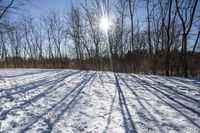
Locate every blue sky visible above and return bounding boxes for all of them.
[16,0,143,18]
[21,0,72,17]
[3,0,199,50]
[18,0,147,24]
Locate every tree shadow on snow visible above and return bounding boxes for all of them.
[0,69,59,79]
[114,73,137,133]
[0,71,65,98]
[103,75,117,133]
[170,76,200,87]
[0,70,82,120]
[20,71,96,133]
[117,74,166,133]
[144,76,200,104]
[129,74,200,129]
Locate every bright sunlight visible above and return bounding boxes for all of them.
[99,16,111,32]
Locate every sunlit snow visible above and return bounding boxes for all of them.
[0,69,200,132]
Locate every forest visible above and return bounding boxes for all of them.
[0,1,200,132]
[0,0,200,77]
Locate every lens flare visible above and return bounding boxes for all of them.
[99,0,113,71]
[99,17,111,32]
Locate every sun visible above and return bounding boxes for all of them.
[99,17,111,32]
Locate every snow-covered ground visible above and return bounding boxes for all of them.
[0,69,200,133]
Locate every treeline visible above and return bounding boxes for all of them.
[0,0,200,77]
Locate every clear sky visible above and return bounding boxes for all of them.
[20,0,72,17]
[18,0,147,24]
[10,0,200,35]
[3,0,200,50]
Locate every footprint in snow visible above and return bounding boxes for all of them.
[72,121,88,132]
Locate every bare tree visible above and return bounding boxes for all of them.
[0,0,14,20]
[128,0,135,52]
[81,0,101,70]
[192,30,200,54]
[7,22,22,67]
[175,0,199,77]
[68,5,85,69]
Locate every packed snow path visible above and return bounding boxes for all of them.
[0,69,200,133]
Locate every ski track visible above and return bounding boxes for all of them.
[0,69,200,133]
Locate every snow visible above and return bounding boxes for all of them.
[0,69,200,133]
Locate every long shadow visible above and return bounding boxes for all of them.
[139,76,200,116]
[118,74,166,133]
[0,70,80,101]
[102,72,117,133]
[0,71,82,120]
[20,72,96,133]
[99,72,105,88]
[1,69,59,79]
[145,76,200,105]
[47,71,98,132]
[159,76,200,93]
[114,73,137,133]
[0,70,68,93]
[129,74,200,129]
[170,76,200,87]
[103,88,116,133]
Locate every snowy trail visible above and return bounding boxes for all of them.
[0,69,200,133]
